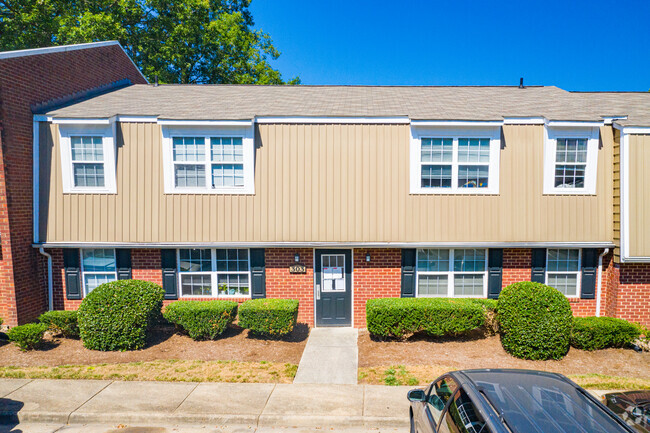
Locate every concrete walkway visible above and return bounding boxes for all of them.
[294,328,358,385]
[0,379,409,429]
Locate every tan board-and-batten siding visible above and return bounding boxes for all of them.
[628,134,650,258]
[39,122,613,244]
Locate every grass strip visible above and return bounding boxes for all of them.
[0,360,298,383]
[358,365,650,390]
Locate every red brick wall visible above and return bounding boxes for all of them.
[265,248,314,325]
[0,44,146,325]
[502,248,531,287]
[39,247,650,329]
[615,263,650,327]
[353,248,401,327]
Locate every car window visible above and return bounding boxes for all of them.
[426,376,459,426]
[438,388,491,433]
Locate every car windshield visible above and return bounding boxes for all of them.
[466,371,628,433]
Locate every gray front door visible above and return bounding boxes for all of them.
[315,249,352,326]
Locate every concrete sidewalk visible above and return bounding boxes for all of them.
[294,328,358,384]
[0,379,410,429]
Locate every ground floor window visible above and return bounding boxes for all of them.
[416,248,487,297]
[546,248,581,297]
[178,248,250,297]
[81,248,117,295]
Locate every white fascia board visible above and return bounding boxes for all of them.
[602,116,627,125]
[116,115,158,123]
[0,41,120,60]
[503,117,546,125]
[157,119,253,127]
[51,118,111,125]
[546,120,604,128]
[410,120,503,127]
[255,116,410,124]
[617,126,650,134]
[33,241,616,249]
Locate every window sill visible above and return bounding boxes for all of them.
[63,189,117,194]
[542,190,596,196]
[410,189,500,196]
[165,187,255,195]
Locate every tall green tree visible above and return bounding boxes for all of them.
[0,0,299,84]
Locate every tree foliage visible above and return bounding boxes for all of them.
[0,0,299,84]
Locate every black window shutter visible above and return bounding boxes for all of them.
[487,248,503,299]
[63,248,82,300]
[401,249,416,297]
[531,248,546,283]
[115,249,132,280]
[580,248,598,299]
[250,248,266,299]
[160,249,178,300]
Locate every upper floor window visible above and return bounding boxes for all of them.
[410,126,500,195]
[544,127,599,195]
[162,125,254,194]
[417,248,487,297]
[546,248,581,297]
[59,124,117,194]
[81,248,117,295]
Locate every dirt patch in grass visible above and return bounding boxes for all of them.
[0,324,308,367]
[359,330,650,379]
[0,360,298,383]
[358,365,650,390]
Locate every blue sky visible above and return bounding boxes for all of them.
[250,0,650,91]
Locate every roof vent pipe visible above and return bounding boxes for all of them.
[519,77,524,89]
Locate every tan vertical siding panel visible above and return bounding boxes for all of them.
[629,135,650,257]
[42,123,614,245]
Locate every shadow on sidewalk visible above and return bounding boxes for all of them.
[0,397,24,433]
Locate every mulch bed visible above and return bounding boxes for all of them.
[0,323,309,367]
[358,330,650,378]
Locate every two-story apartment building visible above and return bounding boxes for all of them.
[31,84,650,328]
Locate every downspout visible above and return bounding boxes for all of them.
[39,248,53,311]
[596,248,609,317]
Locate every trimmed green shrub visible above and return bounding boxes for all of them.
[39,310,79,338]
[571,316,642,351]
[7,323,48,350]
[238,299,299,337]
[78,280,164,351]
[366,298,494,339]
[498,281,573,360]
[163,300,238,340]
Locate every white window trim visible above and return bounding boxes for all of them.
[59,123,117,194]
[545,248,581,298]
[415,248,488,298]
[410,126,501,195]
[162,125,255,194]
[177,248,252,298]
[543,126,599,195]
[80,248,117,297]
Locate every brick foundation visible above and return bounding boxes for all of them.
[40,247,649,329]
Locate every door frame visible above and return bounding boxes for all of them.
[312,247,354,327]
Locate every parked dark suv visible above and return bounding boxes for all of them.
[407,369,635,433]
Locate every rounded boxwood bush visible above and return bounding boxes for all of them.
[238,299,299,337]
[366,298,493,339]
[7,323,48,350]
[163,300,238,340]
[497,281,573,360]
[571,316,642,351]
[39,310,79,338]
[78,279,164,351]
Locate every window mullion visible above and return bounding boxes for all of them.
[452,139,459,192]
[448,249,454,297]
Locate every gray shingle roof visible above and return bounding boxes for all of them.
[42,84,650,126]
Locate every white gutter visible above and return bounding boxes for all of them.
[38,248,53,311]
[595,248,609,317]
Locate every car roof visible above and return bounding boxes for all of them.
[447,369,633,433]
